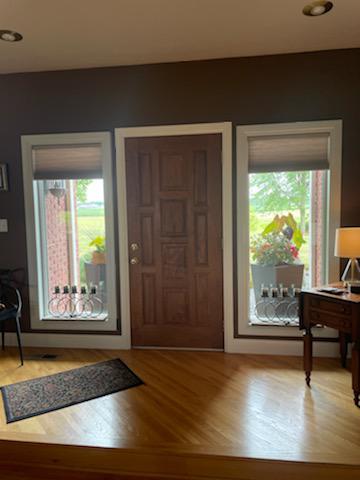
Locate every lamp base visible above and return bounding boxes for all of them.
[341,258,360,284]
[341,258,360,294]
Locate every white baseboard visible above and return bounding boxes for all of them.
[227,338,341,357]
[3,333,342,357]
[4,333,129,350]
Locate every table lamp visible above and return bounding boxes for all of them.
[334,227,360,289]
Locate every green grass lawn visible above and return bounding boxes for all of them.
[78,207,104,217]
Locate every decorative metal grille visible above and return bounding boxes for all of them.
[254,284,301,326]
[48,285,104,319]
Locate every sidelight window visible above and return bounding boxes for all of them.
[22,133,117,331]
[237,121,342,337]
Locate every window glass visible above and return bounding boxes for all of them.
[37,177,108,319]
[248,170,328,326]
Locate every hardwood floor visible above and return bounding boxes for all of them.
[0,347,360,479]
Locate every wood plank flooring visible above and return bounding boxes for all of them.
[0,347,360,478]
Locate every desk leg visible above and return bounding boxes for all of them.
[304,327,313,387]
[339,331,348,368]
[352,340,360,407]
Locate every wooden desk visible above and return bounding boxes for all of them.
[299,287,360,406]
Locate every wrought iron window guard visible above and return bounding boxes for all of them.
[48,285,104,319]
[253,284,301,326]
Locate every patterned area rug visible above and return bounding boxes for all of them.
[1,358,143,423]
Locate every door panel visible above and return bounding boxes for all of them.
[125,134,223,348]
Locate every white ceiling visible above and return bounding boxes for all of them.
[1,0,359,74]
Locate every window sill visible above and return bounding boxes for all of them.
[249,319,324,328]
[41,314,108,322]
[250,319,299,327]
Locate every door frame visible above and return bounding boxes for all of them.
[115,123,233,351]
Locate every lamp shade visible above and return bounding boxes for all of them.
[334,227,360,258]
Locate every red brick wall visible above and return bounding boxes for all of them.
[45,188,70,295]
[70,181,81,286]
[312,170,326,287]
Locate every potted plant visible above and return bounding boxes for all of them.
[251,213,305,299]
[89,236,106,264]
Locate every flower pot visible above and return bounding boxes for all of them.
[251,263,304,300]
[85,261,107,307]
[91,251,106,265]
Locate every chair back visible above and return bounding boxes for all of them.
[0,282,22,317]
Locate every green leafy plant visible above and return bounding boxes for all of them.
[262,213,305,249]
[251,213,304,266]
[89,236,105,253]
[76,179,92,203]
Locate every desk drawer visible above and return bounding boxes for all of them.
[309,309,352,333]
[310,297,351,316]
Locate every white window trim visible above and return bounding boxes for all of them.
[236,120,342,338]
[115,123,233,351]
[21,132,118,331]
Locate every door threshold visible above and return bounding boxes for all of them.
[132,346,224,352]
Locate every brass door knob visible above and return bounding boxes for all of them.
[130,257,139,265]
[130,243,139,251]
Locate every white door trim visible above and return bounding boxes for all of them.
[115,123,233,351]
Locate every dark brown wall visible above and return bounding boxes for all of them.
[0,48,359,331]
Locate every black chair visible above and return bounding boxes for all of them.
[0,282,24,366]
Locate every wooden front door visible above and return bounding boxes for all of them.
[125,134,223,348]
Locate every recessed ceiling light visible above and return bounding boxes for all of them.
[0,30,23,42]
[303,1,333,17]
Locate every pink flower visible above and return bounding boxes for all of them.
[290,245,299,258]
